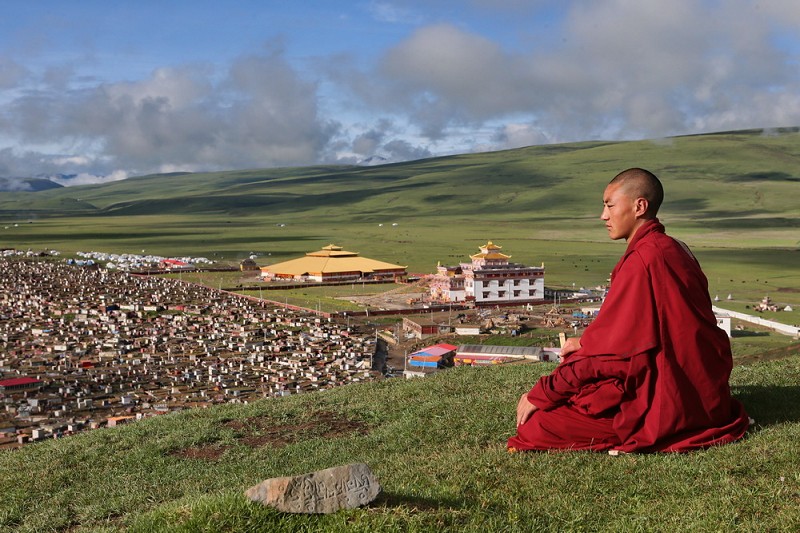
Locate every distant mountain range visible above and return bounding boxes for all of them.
[0,177,64,192]
[359,155,389,166]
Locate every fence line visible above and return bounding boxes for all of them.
[713,306,799,337]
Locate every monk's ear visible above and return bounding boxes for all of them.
[634,197,649,217]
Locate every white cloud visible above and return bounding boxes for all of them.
[367,1,423,24]
[0,56,28,89]
[50,169,129,187]
[382,138,431,161]
[1,47,336,178]
[492,123,551,149]
[53,155,91,166]
[338,1,800,146]
[381,24,517,119]
[352,128,386,156]
[2,1,800,181]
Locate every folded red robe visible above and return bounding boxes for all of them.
[509,219,749,452]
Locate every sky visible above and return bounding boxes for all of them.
[1,0,800,188]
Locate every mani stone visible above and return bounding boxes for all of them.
[245,463,381,514]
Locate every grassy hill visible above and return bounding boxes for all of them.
[1,356,799,531]
[1,129,800,530]
[3,127,798,323]
[1,129,799,264]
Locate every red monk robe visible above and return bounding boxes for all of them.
[508,219,749,452]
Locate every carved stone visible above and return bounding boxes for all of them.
[245,463,381,514]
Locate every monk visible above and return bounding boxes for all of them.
[508,168,749,453]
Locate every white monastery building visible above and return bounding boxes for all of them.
[430,242,545,306]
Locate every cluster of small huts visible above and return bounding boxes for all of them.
[0,258,377,448]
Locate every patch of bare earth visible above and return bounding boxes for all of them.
[172,445,230,461]
[736,342,800,365]
[777,287,800,293]
[171,411,371,460]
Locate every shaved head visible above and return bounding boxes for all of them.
[609,168,664,218]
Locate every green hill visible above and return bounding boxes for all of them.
[1,356,799,531]
[2,129,799,262]
[2,127,798,322]
[2,129,800,530]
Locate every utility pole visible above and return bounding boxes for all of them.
[372,329,377,371]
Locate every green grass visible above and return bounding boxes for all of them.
[239,288,368,313]
[3,130,799,256]
[1,356,800,531]
[2,129,798,316]
[234,282,402,312]
[1,129,799,530]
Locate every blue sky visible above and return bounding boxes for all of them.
[2,0,800,187]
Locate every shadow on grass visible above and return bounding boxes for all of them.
[731,330,770,337]
[725,171,800,183]
[733,385,800,426]
[735,343,800,365]
[375,491,467,512]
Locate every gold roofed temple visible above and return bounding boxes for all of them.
[260,245,407,282]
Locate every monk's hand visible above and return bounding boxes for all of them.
[559,336,582,362]
[516,393,538,427]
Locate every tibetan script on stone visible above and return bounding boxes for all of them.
[245,463,381,514]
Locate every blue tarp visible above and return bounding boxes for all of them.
[408,360,438,368]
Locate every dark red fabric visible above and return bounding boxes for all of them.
[508,404,619,451]
[509,219,749,452]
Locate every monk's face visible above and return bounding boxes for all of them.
[601,183,641,241]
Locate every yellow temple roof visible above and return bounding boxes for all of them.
[470,241,510,260]
[261,245,406,275]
